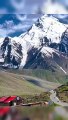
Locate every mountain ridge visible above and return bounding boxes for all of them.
[0,15,68,74]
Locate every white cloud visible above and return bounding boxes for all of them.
[10,0,43,14]
[0,29,7,37]
[10,0,68,14]
[0,20,30,37]
[13,23,30,31]
[4,20,14,29]
[16,14,27,21]
[32,18,38,22]
[10,0,25,11]
[0,0,68,14]
[42,0,68,14]
[0,20,15,37]
[16,14,38,24]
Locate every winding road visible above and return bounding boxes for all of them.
[50,90,68,107]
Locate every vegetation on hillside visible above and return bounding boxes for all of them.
[8,69,68,84]
[56,83,68,103]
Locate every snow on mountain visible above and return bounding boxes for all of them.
[18,15,67,67]
[0,15,68,71]
[21,15,67,47]
[0,38,3,45]
[12,34,32,67]
[24,45,68,74]
[0,38,4,63]
[41,46,55,57]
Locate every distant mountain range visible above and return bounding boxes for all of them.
[0,15,68,74]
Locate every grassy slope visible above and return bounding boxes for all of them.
[0,69,68,97]
[0,70,45,97]
[0,69,61,97]
[8,69,68,84]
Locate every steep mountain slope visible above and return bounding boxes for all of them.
[24,46,68,74]
[0,15,68,74]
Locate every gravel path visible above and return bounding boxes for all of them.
[50,90,68,106]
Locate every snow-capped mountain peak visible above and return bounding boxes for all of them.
[0,15,68,72]
[21,15,67,48]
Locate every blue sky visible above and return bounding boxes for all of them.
[0,0,68,37]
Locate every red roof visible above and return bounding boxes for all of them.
[0,97,9,103]
[4,96,16,103]
[0,107,10,117]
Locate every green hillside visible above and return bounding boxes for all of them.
[0,70,45,97]
[0,69,60,97]
[8,69,68,84]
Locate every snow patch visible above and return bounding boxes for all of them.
[41,46,54,57]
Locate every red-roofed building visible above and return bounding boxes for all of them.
[0,96,22,106]
[4,96,16,103]
[0,97,10,106]
[4,96,17,106]
[0,97,8,103]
